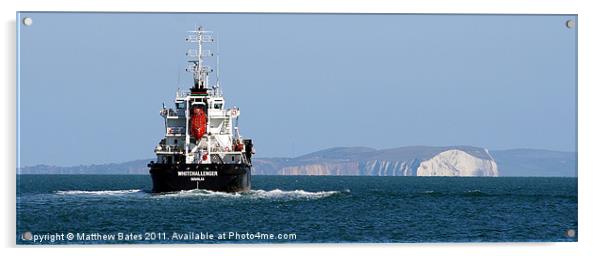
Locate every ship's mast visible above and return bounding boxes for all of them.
[185,26,215,90]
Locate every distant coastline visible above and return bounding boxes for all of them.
[18,146,577,177]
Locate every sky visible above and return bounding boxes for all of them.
[17,13,577,166]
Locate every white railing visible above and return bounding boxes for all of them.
[176,90,191,98]
[155,145,184,154]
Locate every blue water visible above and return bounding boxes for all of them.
[16,175,577,244]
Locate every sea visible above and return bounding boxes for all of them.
[16,175,577,244]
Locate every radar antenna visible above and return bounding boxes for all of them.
[185,26,215,90]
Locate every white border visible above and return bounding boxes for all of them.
[3,0,601,256]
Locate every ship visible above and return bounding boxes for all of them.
[148,26,254,193]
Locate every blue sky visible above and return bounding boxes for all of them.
[17,13,577,166]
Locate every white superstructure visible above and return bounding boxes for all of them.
[153,26,252,166]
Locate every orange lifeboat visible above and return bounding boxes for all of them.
[190,106,206,140]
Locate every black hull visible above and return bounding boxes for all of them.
[148,163,251,193]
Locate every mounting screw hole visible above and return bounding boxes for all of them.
[23,17,33,26]
[566,19,575,29]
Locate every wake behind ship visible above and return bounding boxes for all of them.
[148,26,254,193]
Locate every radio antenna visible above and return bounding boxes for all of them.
[216,37,221,89]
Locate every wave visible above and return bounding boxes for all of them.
[419,189,485,197]
[155,188,346,200]
[463,189,483,194]
[462,189,486,197]
[413,189,485,197]
[156,189,242,198]
[251,189,342,199]
[421,190,444,196]
[55,189,143,195]
[53,188,347,200]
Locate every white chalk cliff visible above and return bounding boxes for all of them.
[416,149,499,176]
[252,146,500,176]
